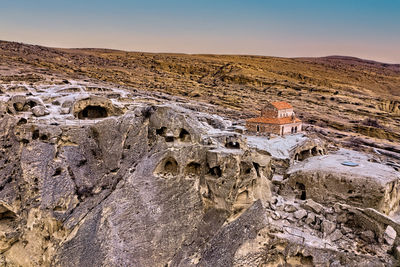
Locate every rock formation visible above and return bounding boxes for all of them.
[0,81,400,266]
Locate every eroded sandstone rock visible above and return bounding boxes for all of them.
[0,82,399,266]
[285,149,400,214]
[0,86,276,266]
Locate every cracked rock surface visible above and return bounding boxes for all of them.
[0,81,400,266]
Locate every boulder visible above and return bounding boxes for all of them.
[322,220,336,236]
[32,106,46,117]
[294,209,307,219]
[286,149,400,215]
[302,199,324,214]
[284,204,297,213]
[329,229,343,242]
[360,230,375,243]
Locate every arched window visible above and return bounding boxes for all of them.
[256,125,260,132]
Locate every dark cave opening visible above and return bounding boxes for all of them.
[78,105,108,119]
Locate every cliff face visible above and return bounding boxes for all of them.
[1,41,400,266]
[0,81,399,266]
[0,82,275,266]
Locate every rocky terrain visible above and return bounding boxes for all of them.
[1,40,400,145]
[1,41,400,266]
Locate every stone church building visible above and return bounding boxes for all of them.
[246,101,302,136]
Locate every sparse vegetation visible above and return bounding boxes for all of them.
[1,40,400,142]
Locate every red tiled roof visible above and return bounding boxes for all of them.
[246,116,301,125]
[271,101,293,110]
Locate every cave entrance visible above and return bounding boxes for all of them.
[0,204,17,227]
[208,165,222,178]
[295,182,306,200]
[185,162,201,176]
[296,149,311,161]
[311,147,319,156]
[25,100,37,109]
[162,157,179,176]
[240,161,253,176]
[179,129,191,142]
[225,141,240,149]
[78,106,108,119]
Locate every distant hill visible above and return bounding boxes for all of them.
[1,40,400,143]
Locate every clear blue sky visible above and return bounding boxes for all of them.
[1,0,399,63]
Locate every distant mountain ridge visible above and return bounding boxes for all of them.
[298,55,400,71]
[1,40,398,65]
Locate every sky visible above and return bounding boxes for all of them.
[1,0,399,63]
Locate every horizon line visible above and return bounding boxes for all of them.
[1,39,399,66]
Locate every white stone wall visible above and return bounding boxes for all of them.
[281,122,302,135]
[278,108,293,118]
